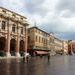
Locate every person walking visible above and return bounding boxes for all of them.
[22,56,25,62]
[47,53,50,62]
[26,55,29,63]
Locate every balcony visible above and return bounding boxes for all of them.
[9,15,19,22]
[0,11,9,19]
[18,18,29,25]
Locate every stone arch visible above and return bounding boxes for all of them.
[0,37,6,51]
[19,40,25,51]
[0,37,6,56]
[19,40,25,56]
[10,39,16,56]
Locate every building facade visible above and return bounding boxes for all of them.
[71,41,75,53]
[54,37,63,53]
[49,34,56,55]
[68,40,75,55]
[28,27,50,56]
[63,41,68,54]
[28,27,64,56]
[68,40,72,55]
[0,7,29,57]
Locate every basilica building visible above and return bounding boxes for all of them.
[0,7,29,57]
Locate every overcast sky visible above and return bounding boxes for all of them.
[0,0,75,40]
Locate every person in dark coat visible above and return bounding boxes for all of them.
[26,56,29,63]
[47,53,50,62]
[23,56,25,62]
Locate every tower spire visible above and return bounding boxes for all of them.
[34,21,37,27]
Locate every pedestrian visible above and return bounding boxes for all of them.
[40,54,43,58]
[22,53,30,63]
[47,54,50,62]
[22,56,25,62]
[26,56,29,63]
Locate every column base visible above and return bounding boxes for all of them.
[6,52,11,57]
[24,52,29,57]
[15,52,20,57]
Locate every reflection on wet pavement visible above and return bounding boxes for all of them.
[0,55,75,75]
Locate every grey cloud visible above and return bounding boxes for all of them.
[57,0,75,12]
[39,23,64,33]
[25,0,47,15]
[0,0,75,40]
[20,0,75,40]
[39,24,75,40]
[59,10,75,18]
[55,32,75,40]
[26,0,43,5]
[0,0,27,16]
[56,0,75,18]
[39,17,67,33]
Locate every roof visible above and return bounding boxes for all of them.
[0,7,27,19]
[54,36,63,42]
[28,26,50,35]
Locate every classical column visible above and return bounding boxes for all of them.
[16,25,20,57]
[0,20,1,29]
[6,19,11,57]
[24,27,28,56]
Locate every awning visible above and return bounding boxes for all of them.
[35,51,49,55]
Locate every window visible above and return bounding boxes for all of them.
[35,29,38,33]
[2,10,6,13]
[12,14,16,18]
[21,17,23,20]
[35,29,36,32]
[39,36,40,43]
[28,36,30,43]
[21,27,23,34]
[2,21,6,30]
[46,39,47,44]
[12,25,16,33]
[36,35,37,42]
[42,38,43,43]
[24,27,26,32]
[28,30,30,33]
[44,39,45,44]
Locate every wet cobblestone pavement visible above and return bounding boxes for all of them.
[0,55,75,75]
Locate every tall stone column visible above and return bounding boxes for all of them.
[16,25,20,57]
[24,27,28,56]
[6,19,11,57]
